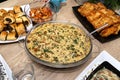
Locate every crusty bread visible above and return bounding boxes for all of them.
[0,20,6,32]
[15,23,26,36]
[0,31,8,40]
[13,5,23,13]
[7,32,17,40]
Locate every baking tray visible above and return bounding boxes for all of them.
[72,6,120,43]
[86,61,120,80]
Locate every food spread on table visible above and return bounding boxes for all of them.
[26,22,91,64]
[0,0,120,80]
[78,2,120,37]
[0,5,30,41]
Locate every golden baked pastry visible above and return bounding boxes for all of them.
[4,15,15,24]
[0,16,3,21]
[0,31,8,40]
[9,23,17,33]
[7,32,17,40]
[78,2,120,37]
[0,9,7,16]
[8,10,15,17]
[78,2,99,17]
[15,17,23,23]
[0,20,6,32]
[13,5,22,13]
[15,23,26,36]
[100,23,120,37]
[21,16,30,26]
[15,12,25,18]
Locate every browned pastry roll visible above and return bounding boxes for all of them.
[7,32,18,40]
[86,8,115,22]
[13,5,23,13]
[21,16,30,26]
[0,16,3,21]
[0,9,7,16]
[100,24,118,37]
[4,15,15,24]
[15,17,23,23]
[9,23,17,30]
[15,23,26,36]
[78,2,99,17]
[100,23,120,37]
[96,2,107,9]
[15,12,25,18]
[8,10,15,17]
[91,14,120,29]
[90,15,110,29]
[0,20,6,32]
[78,2,120,37]
[98,8,115,15]
[86,10,102,22]
[6,23,17,32]
[0,31,8,40]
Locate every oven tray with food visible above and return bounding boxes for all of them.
[72,5,120,43]
[0,4,32,43]
[86,61,120,80]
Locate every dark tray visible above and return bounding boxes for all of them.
[72,6,120,43]
[0,0,7,3]
[86,61,120,80]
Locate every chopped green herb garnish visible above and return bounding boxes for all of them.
[43,48,53,54]
[73,39,78,44]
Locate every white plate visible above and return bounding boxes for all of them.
[0,4,33,43]
[0,54,13,80]
[75,50,120,80]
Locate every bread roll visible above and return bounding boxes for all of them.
[21,16,30,26]
[0,9,7,16]
[7,23,17,32]
[15,17,23,23]
[13,5,23,13]
[15,12,25,18]
[4,15,15,24]
[9,23,17,29]
[0,20,6,32]
[7,32,17,40]
[0,16,3,21]
[15,23,26,36]
[0,31,8,40]
[8,10,15,17]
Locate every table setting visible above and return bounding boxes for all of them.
[0,0,120,80]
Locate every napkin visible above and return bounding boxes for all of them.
[0,54,13,80]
